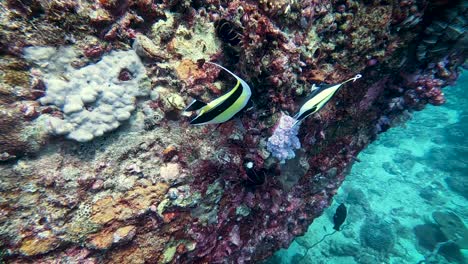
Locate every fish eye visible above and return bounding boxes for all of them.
[245,161,254,169]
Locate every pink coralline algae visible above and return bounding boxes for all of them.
[0,0,467,263]
[267,114,301,163]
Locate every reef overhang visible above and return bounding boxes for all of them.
[0,0,466,263]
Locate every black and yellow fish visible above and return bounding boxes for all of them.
[293,74,362,126]
[184,62,252,125]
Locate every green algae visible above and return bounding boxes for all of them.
[162,245,177,263]
[236,204,251,217]
[191,180,224,225]
[157,185,202,217]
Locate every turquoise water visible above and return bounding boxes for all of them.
[266,71,468,264]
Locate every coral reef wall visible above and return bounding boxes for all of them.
[0,0,466,263]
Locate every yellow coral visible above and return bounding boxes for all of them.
[91,183,169,225]
[19,233,58,256]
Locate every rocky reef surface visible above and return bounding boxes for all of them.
[0,0,466,263]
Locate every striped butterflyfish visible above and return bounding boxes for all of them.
[293,74,362,126]
[184,62,252,125]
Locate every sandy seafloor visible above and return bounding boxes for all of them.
[265,71,468,264]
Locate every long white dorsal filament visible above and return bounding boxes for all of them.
[340,74,362,85]
[205,61,240,82]
[205,61,251,92]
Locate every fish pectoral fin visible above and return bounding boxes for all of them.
[184,99,207,112]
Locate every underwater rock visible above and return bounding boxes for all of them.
[356,252,382,264]
[0,54,51,159]
[153,86,186,114]
[329,241,360,257]
[445,175,468,199]
[414,223,446,252]
[345,188,367,206]
[416,2,467,62]
[360,216,396,253]
[19,233,59,256]
[87,225,136,250]
[170,16,221,61]
[419,181,446,203]
[345,187,370,212]
[133,33,168,61]
[159,162,181,183]
[0,0,466,263]
[276,151,309,191]
[432,211,468,249]
[414,223,465,263]
[0,107,49,160]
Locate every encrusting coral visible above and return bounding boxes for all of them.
[0,0,466,263]
[267,114,301,163]
[25,47,150,142]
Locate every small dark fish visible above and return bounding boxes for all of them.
[333,203,347,231]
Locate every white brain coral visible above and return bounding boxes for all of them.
[25,47,150,142]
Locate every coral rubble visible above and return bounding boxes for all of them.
[0,0,466,263]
